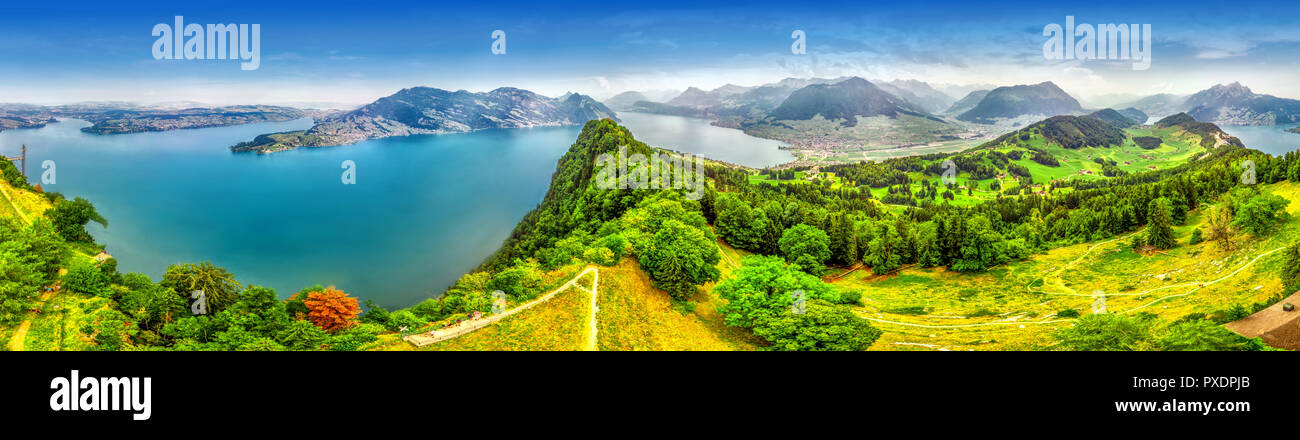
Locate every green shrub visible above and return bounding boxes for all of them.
[64,261,111,297]
[582,246,617,266]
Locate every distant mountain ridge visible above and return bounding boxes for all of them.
[626,76,963,121]
[1183,82,1300,126]
[957,81,1083,123]
[944,89,990,116]
[1120,93,1188,122]
[231,86,616,151]
[0,103,314,134]
[602,91,649,111]
[874,79,956,114]
[767,77,939,125]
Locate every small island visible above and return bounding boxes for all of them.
[229,131,320,154]
[1287,127,1300,134]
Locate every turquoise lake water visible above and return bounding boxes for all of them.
[1222,123,1300,156]
[0,112,790,308]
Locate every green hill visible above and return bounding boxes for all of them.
[957,81,1083,123]
[1090,108,1138,128]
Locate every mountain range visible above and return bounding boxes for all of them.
[232,87,616,151]
[944,90,990,116]
[1119,83,1300,126]
[0,103,316,134]
[619,77,850,119]
[1183,82,1300,125]
[766,77,938,125]
[872,79,957,114]
[603,91,650,111]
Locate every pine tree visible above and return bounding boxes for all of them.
[828,212,857,266]
[1146,198,1175,250]
[1282,243,1300,294]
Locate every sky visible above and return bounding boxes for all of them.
[1,0,1298,107]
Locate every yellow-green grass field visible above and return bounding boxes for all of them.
[597,259,760,350]
[832,181,1300,351]
[417,281,591,351]
[370,257,761,351]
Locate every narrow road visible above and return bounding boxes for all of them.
[0,182,32,225]
[578,269,600,351]
[404,266,600,347]
[7,289,54,351]
[7,321,32,351]
[4,182,41,351]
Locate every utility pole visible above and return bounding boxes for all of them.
[4,144,24,179]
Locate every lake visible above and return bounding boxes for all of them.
[0,112,790,308]
[1222,123,1300,156]
[617,112,794,167]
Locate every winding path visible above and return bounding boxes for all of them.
[577,269,600,351]
[403,266,600,348]
[0,182,32,225]
[3,181,40,350]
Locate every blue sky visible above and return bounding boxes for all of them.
[1,0,1298,106]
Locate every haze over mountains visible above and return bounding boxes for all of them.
[620,77,850,120]
[872,79,957,115]
[943,90,990,116]
[609,77,1300,133]
[613,77,1090,128]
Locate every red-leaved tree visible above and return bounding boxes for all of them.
[303,287,361,333]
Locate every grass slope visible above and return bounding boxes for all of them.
[831,181,1300,351]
